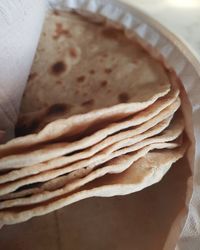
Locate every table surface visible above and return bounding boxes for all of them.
[122,0,200,60]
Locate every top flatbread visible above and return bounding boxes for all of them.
[0,10,172,154]
[20,11,171,117]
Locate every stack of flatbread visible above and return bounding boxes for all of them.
[0,11,189,226]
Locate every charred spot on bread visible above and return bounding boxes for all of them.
[51,61,67,75]
[118,92,130,103]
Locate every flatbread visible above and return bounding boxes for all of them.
[0,154,190,250]
[33,112,183,194]
[84,145,187,195]
[0,10,189,230]
[0,112,173,184]
[18,11,171,129]
[0,91,179,169]
[20,113,185,195]
[0,144,185,225]
[0,143,179,209]
[0,9,192,250]
[0,114,183,197]
[0,10,174,155]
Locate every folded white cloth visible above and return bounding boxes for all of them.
[0,0,47,141]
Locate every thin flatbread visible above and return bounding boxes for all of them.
[0,116,183,197]
[0,143,179,209]
[0,144,185,225]
[0,112,173,184]
[17,11,171,133]
[0,91,179,169]
[0,7,176,156]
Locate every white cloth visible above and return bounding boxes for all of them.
[0,0,47,141]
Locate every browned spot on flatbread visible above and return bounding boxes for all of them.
[81,99,94,107]
[132,58,139,64]
[118,92,130,103]
[69,47,78,58]
[102,28,120,39]
[105,68,112,74]
[28,72,37,82]
[77,76,85,82]
[46,104,71,116]
[15,118,40,137]
[0,130,5,142]
[89,69,95,75]
[56,81,62,85]
[51,61,66,75]
[53,23,71,40]
[53,10,59,16]
[22,91,27,98]
[100,80,108,87]
[102,53,108,58]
